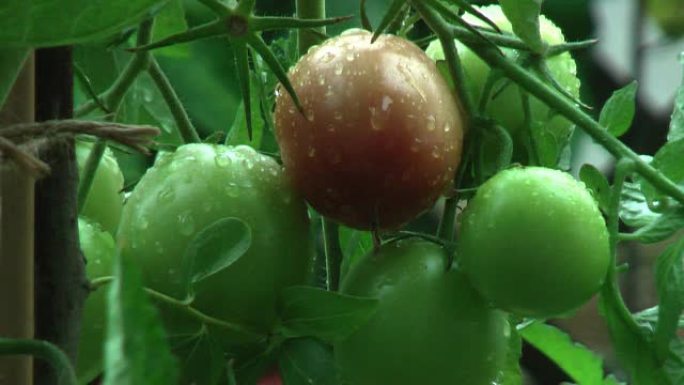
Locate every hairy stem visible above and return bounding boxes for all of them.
[296,0,326,56]
[148,58,201,143]
[90,277,265,340]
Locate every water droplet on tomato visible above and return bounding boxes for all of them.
[381,95,393,111]
[305,109,315,122]
[139,216,149,230]
[157,186,174,203]
[369,107,383,131]
[214,153,231,168]
[320,51,335,63]
[177,211,195,236]
[426,115,436,131]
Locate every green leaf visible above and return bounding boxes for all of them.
[0,0,169,47]
[530,120,561,168]
[579,164,611,212]
[665,338,684,384]
[642,138,684,202]
[625,207,684,244]
[499,0,544,53]
[152,0,189,58]
[501,322,522,385]
[182,217,251,294]
[599,290,670,385]
[520,322,604,385]
[619,179,661,228]
[279,338,340,385]
[0,48,28,107]
[103,254,178,385]
[598,81,638,137]
[170,326,225,385]
[669,53,684,142]
[654,238,684,363]
[277,286,378,343]
[339,227,373,280]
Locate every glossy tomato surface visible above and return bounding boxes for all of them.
[116,144,314,347]
[426,5,580,166]
[76,217,115,384]
[459,167,610,318]
[76,140,125,235]
[335,239,508,385]
[275,29,464,230]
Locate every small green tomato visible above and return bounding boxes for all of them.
[458,167,611,318]
[75,140,125,235]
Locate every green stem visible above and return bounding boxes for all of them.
[0,338,77,385]
[148,58,201,143]
[296,0,326,56]
[90,277,266,340]
[437,198,458,241]
[74,20,154,118]
[415,3,684,204]
[417,1,474,243]
[76,20,155,212]
[76,139,105,212]
[322,219,343,291]
[602,160,642,334]
[296,0,343,292]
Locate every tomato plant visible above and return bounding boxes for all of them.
[426,5,580,166]
[3,1,684,385]
[76,139,125,235]
[116,144,314,348]
[459,167,611,318]
[335,238,508,385]
[275,28,464,230]
[76,217,115,384]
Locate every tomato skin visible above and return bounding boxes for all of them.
[426,5,580,165]
[335,239,508,385]
[75,140,125,235]
[646,0,684,36]
[76,218,115,384]
[275,29,464,230]
[116,144,314,347]
[459,167,610,318]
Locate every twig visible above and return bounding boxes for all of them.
[2,120,160,154]
[0,137,50,177]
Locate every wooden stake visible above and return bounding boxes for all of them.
[0,53,35,385]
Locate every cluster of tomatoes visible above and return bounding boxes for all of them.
[76,6,611,385]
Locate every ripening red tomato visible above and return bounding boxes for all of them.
[275,29,464,230]
[257,370,282,385]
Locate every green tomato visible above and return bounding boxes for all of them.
[458,167,610,318]
[335,239,508,385]
[76,217,116,384]
[116,144,314,350]
[425,5,581,166]
[646,0,684,36]
[76,140,125,235]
